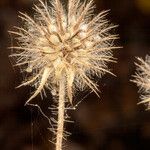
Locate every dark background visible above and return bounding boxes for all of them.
[0,0,150,149]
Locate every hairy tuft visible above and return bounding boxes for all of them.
[9,0,118,104]
[132,55,150,109]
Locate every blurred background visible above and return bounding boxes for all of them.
[0,0,150,149]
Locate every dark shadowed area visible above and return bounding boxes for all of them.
[0,0,150,150]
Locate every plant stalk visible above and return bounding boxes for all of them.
[56,77,65,150]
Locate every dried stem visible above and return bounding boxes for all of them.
[56,77,65,150]
[9,0,119,149]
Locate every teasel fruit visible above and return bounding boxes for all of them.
[9,0,119,149]
[132,56,150,110]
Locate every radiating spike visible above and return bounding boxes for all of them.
[25,67,51,105]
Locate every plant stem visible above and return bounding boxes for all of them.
[56,77,65,150]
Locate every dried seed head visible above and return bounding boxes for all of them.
[132,55,150,109]
[9,0,118,104]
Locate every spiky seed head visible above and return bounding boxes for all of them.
[132,55,150,109]
[9,0,118,104]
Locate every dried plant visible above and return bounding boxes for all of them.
[132,56,150,110]
[9,0,119,149]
